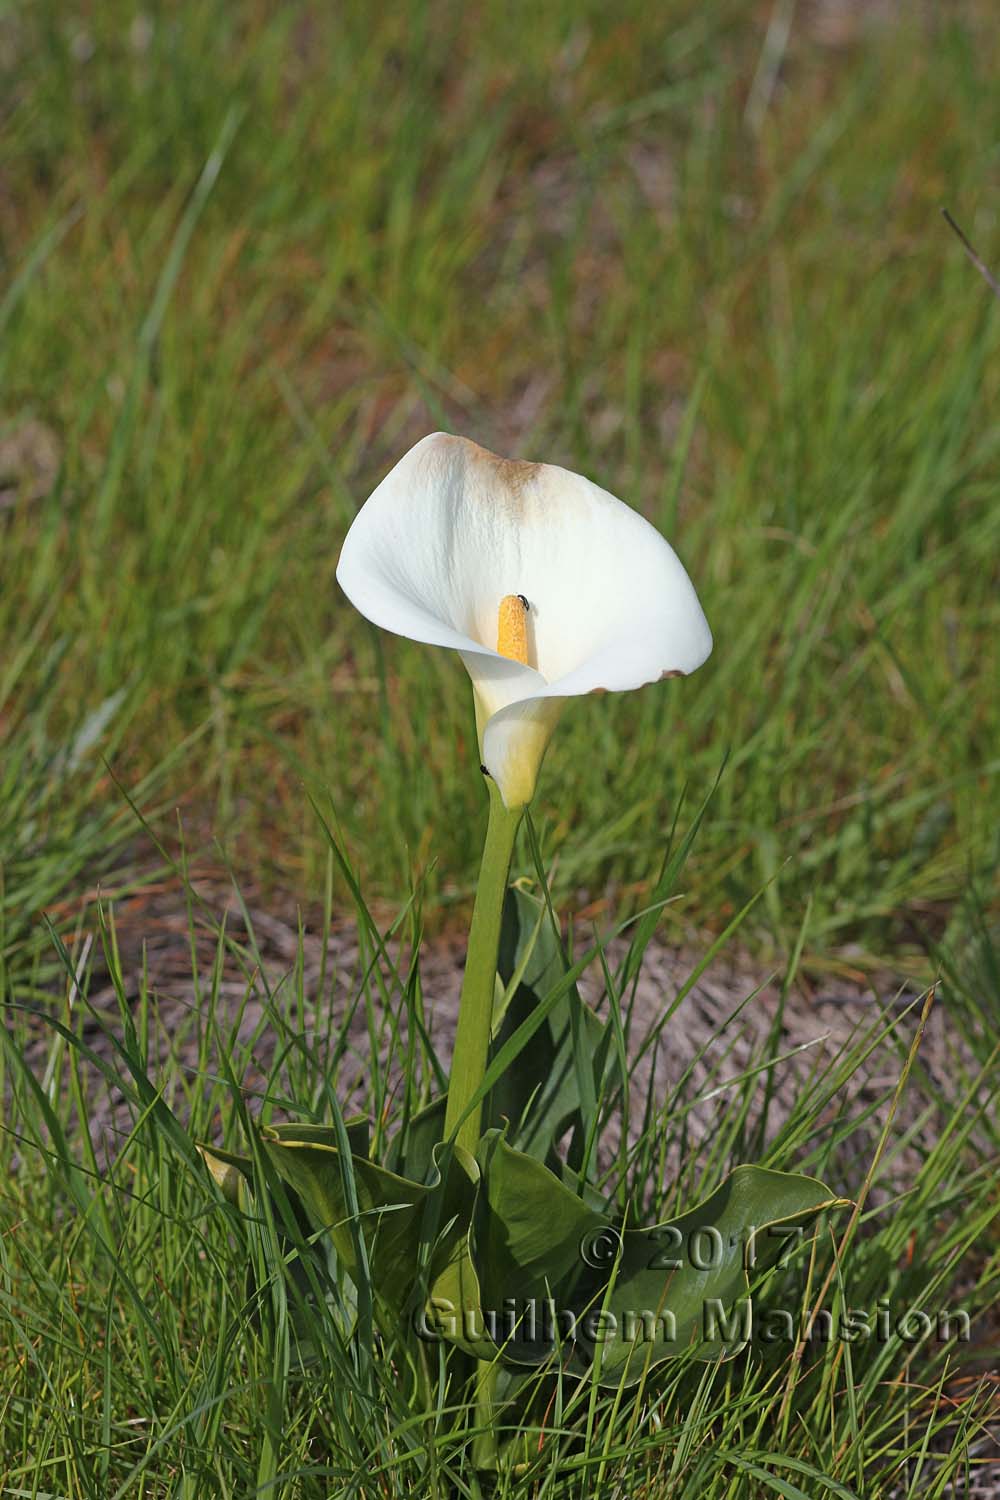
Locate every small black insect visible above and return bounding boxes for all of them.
[517,594,529,610]
[480,763,491,777]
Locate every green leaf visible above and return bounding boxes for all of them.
[198,1116,370,1204]
[259,1128,487,1334]
[198,1141,340,1358]
[384,889,619,1186]
[259,1131,429,1314]
[267,1118,371,1156]
[384,1096,446,1183]
[474,1130,608,1364]
[423,1145,492,1358]
[490,886,619,1174]
[203,1132,847,1393]
[423,1131,608,1364]
[198,1142,252,1206]
[571,1165,850,1385]
[201,1121,486,1337]
[554,1158,614,1214]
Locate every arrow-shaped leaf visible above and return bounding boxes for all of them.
[570,1165,850,1385]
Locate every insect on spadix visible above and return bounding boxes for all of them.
[496,594,530,666]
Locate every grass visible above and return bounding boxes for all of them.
[2,0,999,1493]
[1,0,998,974]
[2,845,998,1495]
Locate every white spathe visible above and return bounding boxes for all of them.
[336,432,712,808]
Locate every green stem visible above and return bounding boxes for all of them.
[471,1360,501,1473]
[443,784,523,1156]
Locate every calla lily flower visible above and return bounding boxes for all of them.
[336,433,712,809]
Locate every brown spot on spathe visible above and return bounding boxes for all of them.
[489,453,538,498]
[591,670,685,695]
[445,434,540,506]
